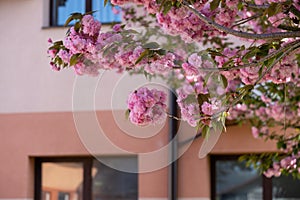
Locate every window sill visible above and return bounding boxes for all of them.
[42,26,69,30]
[42,22,121,30]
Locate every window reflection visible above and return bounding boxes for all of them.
[42,162,83,200]
[273,175,300,199]
[53,0,85,26]
[215,160,263,200]
[51,0,121,26]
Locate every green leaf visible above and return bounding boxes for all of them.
[74,21,81,32]
[276,140,286,149]
[210,0,221,11]
[104,0,109,6]
[220,74,228,88]
[237,1,243,10]
[277,24,300,31]
[290,5,300,19]
[163,1,173,15]
[258,66,263,77]
[202,125,210,139]
[135,49,149,65]
[243,47,259,60]
[85,10,97,15]
[53,41,63,46]
[125,109,130,120]
[64,13,83,27]
[183,94,197,104]
[266,3,281,17]
[121,29,139,35]
[156,49,167,55]
[70,54,80,66]
[197,93,210,107]
[143,42,160,50]
[207,49,223,56]
[158,0,166,12]
[203,72,213,86]
[102,43,117,57]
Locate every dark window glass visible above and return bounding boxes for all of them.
[50,0,121,26]
[211,155,300,200]
[58,192,70,200]
[92,157,138,200]
[215,159,262,200]
[272,175,300,199]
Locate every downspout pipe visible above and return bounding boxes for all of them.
[168,90,178,200]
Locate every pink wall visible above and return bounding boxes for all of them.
[0,111,277,199]
[0,111,168,198]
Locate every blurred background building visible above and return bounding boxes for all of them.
[1,0,300,200]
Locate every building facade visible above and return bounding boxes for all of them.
[1,0,300,200]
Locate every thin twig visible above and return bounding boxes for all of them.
[232,14,262,28]
[182,1,300,40]
[166,112,181,121]
[244,2,270,9]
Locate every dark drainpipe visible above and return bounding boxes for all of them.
[168,90,178,200]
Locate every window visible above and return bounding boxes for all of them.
[211,155,300,200]
[35,157,138,200]
[50,0,121,26]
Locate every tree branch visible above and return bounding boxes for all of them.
[178,39,300,72]
[254,41,300,84]
[244,2,270,9]
[182,1,300,40]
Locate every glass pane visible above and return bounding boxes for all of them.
[92,1,121,23]
[215,159,262,200]
[273,175,300,200]
[42,162,83,200]
[56,0,85,26]
[92,157,138,200]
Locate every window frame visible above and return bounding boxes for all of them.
[34,157,92,200]
[50,0,92,27]
[34,156,138,200]
[49,0,121,27]
[210,155,273,200]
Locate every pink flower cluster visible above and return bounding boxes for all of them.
[110,0,249,43]
[127,87,167,126]
[144,53,176,76]
[48,14,177,77]
[264,155,300,178]
[176,84,201,127]
[215,42,300,85]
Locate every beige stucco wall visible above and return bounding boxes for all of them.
[0,0,167,114]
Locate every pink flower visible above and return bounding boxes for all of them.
[112,6,121,14]
[251,126,259,138]
[50,62,60,71]
[201,102,213,116]
[182,62,199,76]
[188,53,202,68]
[127,87,167,126]
[47,49,58,58]
[81,15,101,36]
[113,24,122,32]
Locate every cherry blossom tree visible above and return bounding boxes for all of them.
[48,0,300,178]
